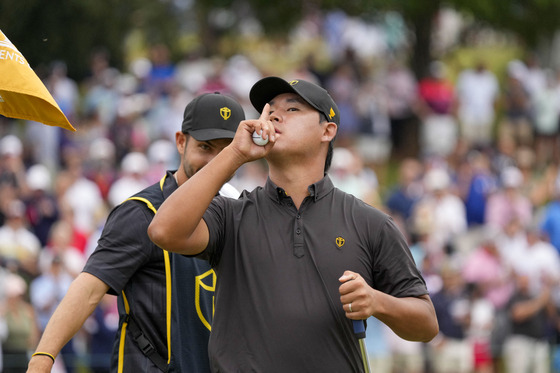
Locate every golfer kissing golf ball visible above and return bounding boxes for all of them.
[252,130,269,146]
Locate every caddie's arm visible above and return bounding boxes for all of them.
[27,272,109,372]
[149,104,276,255]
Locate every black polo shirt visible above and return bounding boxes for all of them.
[85,181,168,372]
[200,175,428,373]
[85,171,214,373]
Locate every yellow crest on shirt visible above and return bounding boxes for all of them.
[195,269,216,331]
[336,237,345,248]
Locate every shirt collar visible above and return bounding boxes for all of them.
[264,174,334,203]
[162,170,179,199]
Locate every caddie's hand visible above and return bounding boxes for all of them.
[230,103,277,162]
[339,270,375,320]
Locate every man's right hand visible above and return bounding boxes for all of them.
[229,103,277,163]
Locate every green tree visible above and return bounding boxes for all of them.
[3,0,559,81]
[452,0,560,48]
[239,0,560,76]
[1,0,182,79]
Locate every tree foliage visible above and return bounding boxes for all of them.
[243,0,305,37]
[2,0,559,81]
[451,0,560,46]
[0,0,181,79]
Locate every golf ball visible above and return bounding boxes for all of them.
[252,131,269,146]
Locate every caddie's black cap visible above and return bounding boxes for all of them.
[182,92,245,141]
[249,77,340,126]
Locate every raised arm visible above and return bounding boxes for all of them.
[148,104,276,255]
[27,272,110,372]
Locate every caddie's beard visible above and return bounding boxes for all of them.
[182,162,196,180]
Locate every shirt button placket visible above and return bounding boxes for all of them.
[293,212,304,258]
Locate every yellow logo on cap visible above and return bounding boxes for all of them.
[289,80,299,85]
[329,107,335,120]
[220,107,231,120]
[336,236,345,248]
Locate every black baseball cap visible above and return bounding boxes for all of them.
[249,77,340,126]
[181,92,245,141]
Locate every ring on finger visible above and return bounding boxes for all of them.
[349,303,353,313]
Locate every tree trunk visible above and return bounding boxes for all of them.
[408,1,440,80]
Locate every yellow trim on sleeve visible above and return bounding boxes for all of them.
[127,197,157,214]
[159,174,167,190]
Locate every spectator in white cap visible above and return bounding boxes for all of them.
[146,139,177,184]
[23,164,59,247]
[107,151,150,208]
[329,146,380,207]
[508,225,560,296]
[56,146,104,236]
[0,199,41,277]
[3,272,39,371]
[84,137,118,202]
[0,135,26,197]
[410,167,467,263]
[0,135,23,158]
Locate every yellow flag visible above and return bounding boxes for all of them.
[0,30,76,131]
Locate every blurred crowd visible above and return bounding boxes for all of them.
[2,20,560,373]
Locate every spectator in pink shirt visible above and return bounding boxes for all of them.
[485,166,533,230]
[463,233,514,311]
[463,231,515,368]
